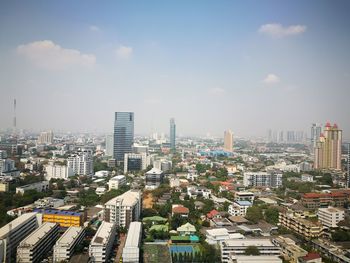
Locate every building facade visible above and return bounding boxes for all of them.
[302,192,347,209]
[317,207,345,228]
[122,222,142,263]
[105,134,114,157]
[108,175,127,190]
[224,130,234,152]
[243,172,282,188]
[113,112,134,162]
[67,149,94,176]
[124,153,148,174]
[145,168,164,190]
[35,209,83,227]
[16,181,49,195]
[44,162,74,180]
[170,118,176,151]
[104,190,142,228]
[37,131,53,145]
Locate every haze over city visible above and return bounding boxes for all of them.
[1,1,350,139]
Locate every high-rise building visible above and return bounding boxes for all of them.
[224,130,233,152]
[170,118,176,151]
[113,112,134,162]
[104,190,141,228]
[243,172,282,188]
[278,131,284,143]
[287,131,295,143]
[105,134,114,157]
[311,123,322,150]
[37,131,54,145]
[314,123,342,170]
[67,149,94,176]
[347,143,350,188]
[44,162,74,180]
[124,153,149,174]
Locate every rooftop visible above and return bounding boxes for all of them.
[125,222,142,247]
[223,238,276,247]
[146,168,163,175]
[110,175,126,181]
[55,226,84,246]
[235,201,252,206]
[105,190,140,207]
[19,222,58,246]
[91,221,115,246]
[34,209,81,216]
[0,212,37,238]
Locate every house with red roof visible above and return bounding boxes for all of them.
[299,252,322,263]
[172,204,189,217]
[206,209,221,220]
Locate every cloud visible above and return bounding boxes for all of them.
[259,23,306,38]
[17,40,96,70]
[115,45,133,59]
[209,87,225,95]
[89,25,100,32]
[263,74,280,84]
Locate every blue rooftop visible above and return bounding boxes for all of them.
[34,209,81,216]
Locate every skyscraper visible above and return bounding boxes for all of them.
[113,112,134,162]
[105,134,114,157]
[314,123,342,170]
[170,118,176,151]
[311,123,322,150]
[224,130,234,152]
[347,143,350,188]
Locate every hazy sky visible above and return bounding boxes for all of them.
[0,1,349,139]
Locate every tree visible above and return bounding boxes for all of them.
[264,207,279,225]
[245,246,260,255]
[245,206,263,223]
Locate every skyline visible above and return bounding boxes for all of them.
[1,1,350,139]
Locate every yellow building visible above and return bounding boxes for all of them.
[279,212,322,239]
[224,130,234,152]
[37,209,83,227]
[0,182,9,192]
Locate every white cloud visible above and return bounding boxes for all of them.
[259,23,306,38]
[89,25,100,32]
[263,74,280,84]
[17,40,96,70]
[209,87,225,95]
[115,45,133,59]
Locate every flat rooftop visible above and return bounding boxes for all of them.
[91,221,115,246]
[55,226,84,246]
[105,190,140,207]
[223,238,275,247]
[125,222,142,248]
[20,222,57,246]
[0,212,37,238]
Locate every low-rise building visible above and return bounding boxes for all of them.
[228,201,252,217]
[0,181,9,192]
[172,204,189,218]
[108,175,126,190]
[301,174,314,182]
[220,238,281,263]
[302,192,347,209]
[122,222,142,263]
[17,222,60,263]
[279,212,322,239]
[96,187,106,196]
[234,192,254,203]
[89,221,116,263]
[0,212,39,263]
[187,186,211,199]
[317,206,345,228]
[34,197,64,209]
[16,181,49,195]
[311,239,350,263]
[177,223,196,236]
[229,255,282,263]
[34,209,84,227]
[53,226,85,262]
[145,168,164,190]
[272,236,307,263]
[124,153,149,174]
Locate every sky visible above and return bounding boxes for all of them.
[0,1,349,139]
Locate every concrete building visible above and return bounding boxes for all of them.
[311,123,322,151]
[272,236,307,263]
[314,123,342,170]
[104,190,142,228]
[0,181,9,192]
[16,181,49,195]
[220,238,280,263]
[34,209,83,227]
[124,153,149,174]
[229,255,282,263]
[243,172,282,188]
[317,206,345,228]
[302,192,347,209]
[34,197,64,209]
[234,192,254,203]
[301,174,314,182]
[89,221,116,263]
[53,226,85,262]
[105,134,114,157]
[37,131,53,145]
[170,118,176,151]
[145,168,164,190]
[108,175,127,190]
[113,112,134,163]
[187,186,211,199]
[279,212,322,239]
[224,130,234,152]
[17,222,60,263]
[228,201,252,217]
[153,159,172,172]
[0,158,19,178]
[0,212,39,263]
[122,222,142,263]
[44,162,74,180]
[67,149,93,176]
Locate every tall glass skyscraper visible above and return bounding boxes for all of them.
[170,118,176,151]
[113,112,134,162]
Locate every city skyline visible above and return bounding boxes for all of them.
[1,1,350,139]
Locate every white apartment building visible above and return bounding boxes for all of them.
[220,238,281,263]
[145,168,164,190]
[187,186,211,199]
[301,174,314,182]
[34,197,64,209]
[0,158,19,178]
[234,192,255,203]
[17,222,60,263]
[105,134,114,157]
[37,131,53,145]
[228,201,252,217]
[243,172,282,188]
[124,153,149,174]
[318,206,345,228]
[89,221,116,263]
[122,222,142,263]
[205,228,244,245]
[104,190,142,228]
[16,181,49,195]
[53,226,85,262]
[0,212,39,263]
[67,150,93,176]
[108,175,126,190]
[44,162,74,180]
